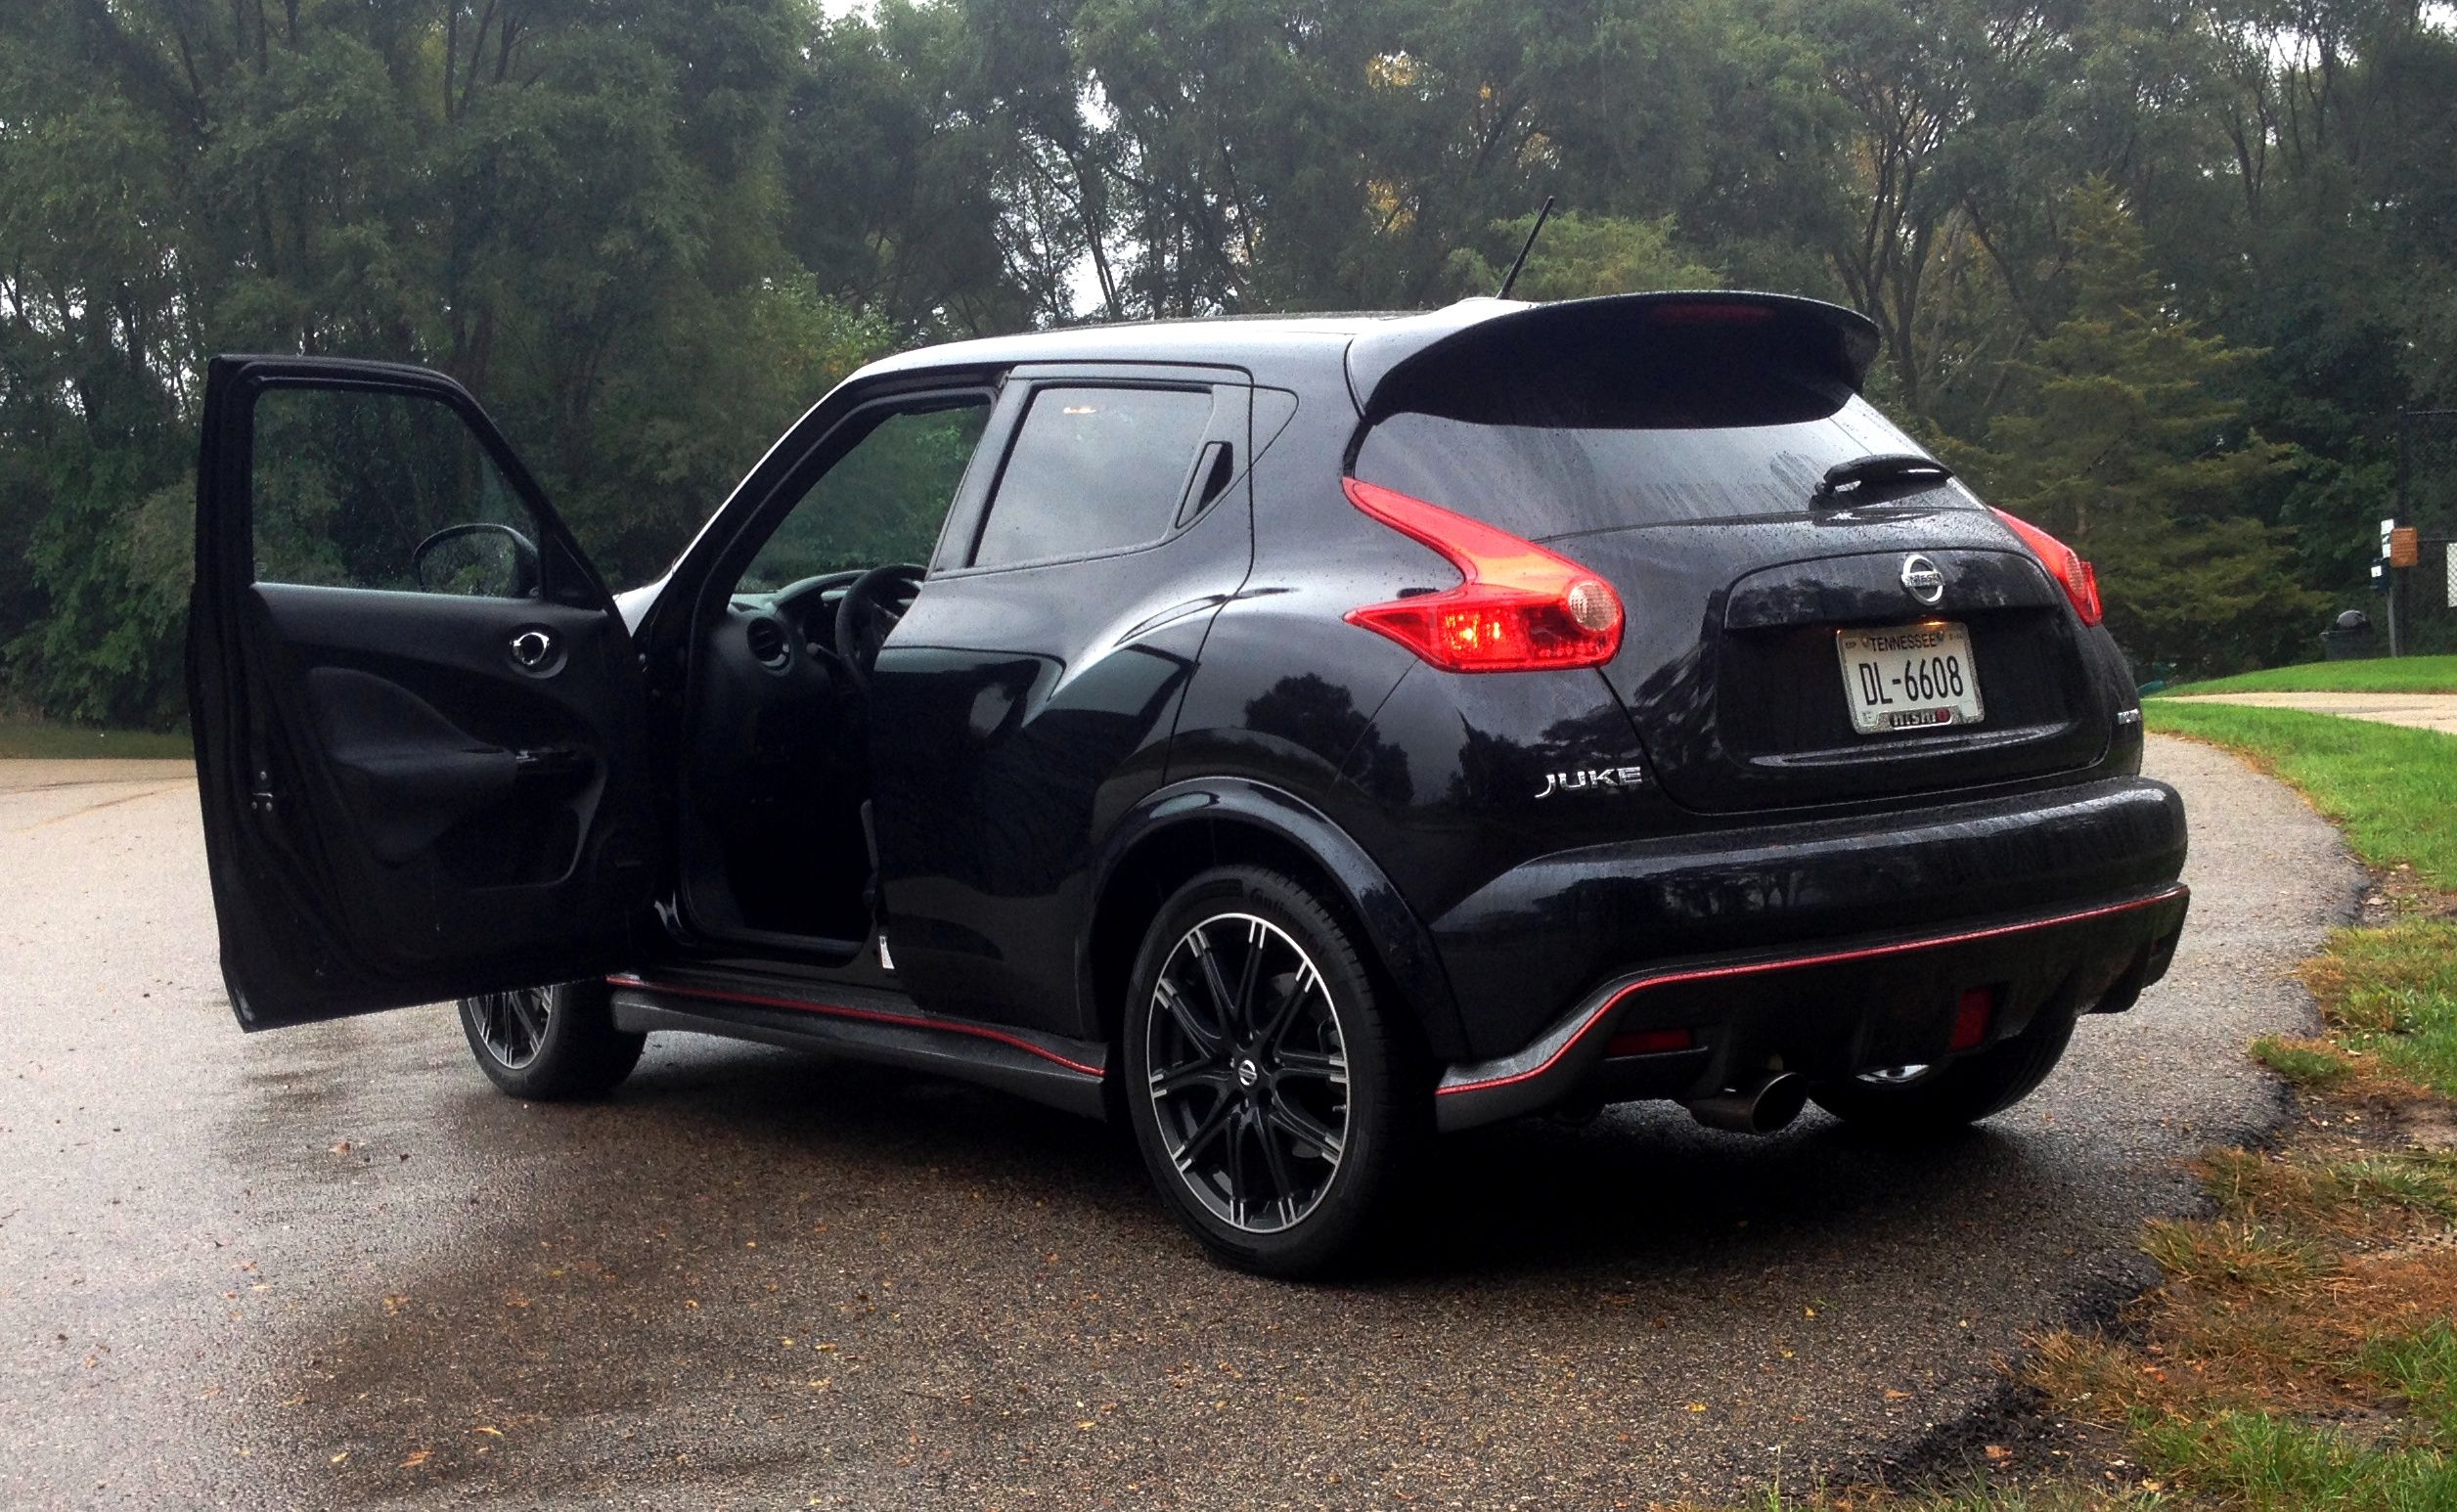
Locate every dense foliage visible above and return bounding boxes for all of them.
[5,0,2453,723]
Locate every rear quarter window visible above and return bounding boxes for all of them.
[970,385,1215,567]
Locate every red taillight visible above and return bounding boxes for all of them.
[1989,507,2102,627]
[1340,478,1625,672]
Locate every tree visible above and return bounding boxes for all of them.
[1446,211,1720,300]
[1950,180,2318,674]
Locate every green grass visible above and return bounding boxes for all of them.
[2144,701,2457,889]
[0,719,192,759]
[2140,1403,2457,1511]
[2305,920,2457,1099]
[2157,653,2457,697]
[2250,1034,2358,1089]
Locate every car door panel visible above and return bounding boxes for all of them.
[192,357,659,1029]
[870,370,1255,1036]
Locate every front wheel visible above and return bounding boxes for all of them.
[1122,867,1419,1277]
[1809,1007,2078,1136]
[457,979,645,1100]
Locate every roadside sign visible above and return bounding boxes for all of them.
[2383,516,2399,556]
[2390,525,2421,567]
[2447,543,2457,609]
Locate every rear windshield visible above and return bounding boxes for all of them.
[1352,350,1966,538]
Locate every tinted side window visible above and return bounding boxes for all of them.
[252,386,542,597]
[739,399,991,592]
[971,386,1214,568]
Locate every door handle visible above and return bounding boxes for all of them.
[509,627,558,672]
[513,745,590,781]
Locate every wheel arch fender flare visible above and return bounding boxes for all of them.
[1079,777,1468,1061]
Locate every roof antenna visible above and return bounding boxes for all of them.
[1496,196,1556,299]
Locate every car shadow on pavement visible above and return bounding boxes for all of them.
[237,1026,2135,1504]
[608,1040,2045,1285]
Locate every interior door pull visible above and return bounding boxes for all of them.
[509,628,558,670]
[513,746,589,780]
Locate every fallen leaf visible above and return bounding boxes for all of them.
[469,1426,504,1439]
[1685,1402,1707,1413]
[1984,1445,2011,1462]
[329,1451,349,1466]
[400,1449,431,1469]
[1884,1389,1912,1401]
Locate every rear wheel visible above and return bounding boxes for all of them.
[457,979,644,1100]
[1809,1007,2077,1136]
[1123,867,1417,1277]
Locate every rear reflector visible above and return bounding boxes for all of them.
[1605,1027,1695,1057]
[1989,508,2103,627]
[1341,477,1625,672]
[1948,987,1996,1052]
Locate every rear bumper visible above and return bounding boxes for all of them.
[1434,881,2187,1131]
[1429,775,2189,1060]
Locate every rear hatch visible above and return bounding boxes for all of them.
[1347,294,2111,815]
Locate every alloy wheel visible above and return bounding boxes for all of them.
[469,986,553,1071]
[1142,912,1351,1234]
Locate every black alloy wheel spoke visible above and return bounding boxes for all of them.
[1172,1094,1239,1172]
[1191,928,1246,1039]
[1155,978,1223,1060]
[1253,968,1309,1052]
[1229,921,1266,1040]
[1221,1108,1254,1222]
[1273,1045,1348,1086]
[1253,1112,1302,1224]
[1265,1098,1344,1161]
[1149,1055,1231,1098]
[514,990,548,1045]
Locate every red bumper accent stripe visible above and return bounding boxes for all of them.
[605,974,1104,1079]
[1438,885,2188,1099]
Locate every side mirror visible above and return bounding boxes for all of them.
[412,522,543,599]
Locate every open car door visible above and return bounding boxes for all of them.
[189,357,660,1029]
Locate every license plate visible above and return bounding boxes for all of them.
[1836,622,1985,734]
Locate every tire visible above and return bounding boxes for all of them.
[1809,1006,2078,1136]
[1122,866,1419,1277]
[457,979,645,1100]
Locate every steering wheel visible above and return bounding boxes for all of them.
[833,562,924,688]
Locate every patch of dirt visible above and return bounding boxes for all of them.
[2357,864,2457,924]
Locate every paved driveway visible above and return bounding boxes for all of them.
[0,741,2355,1508]
[2163,689,2457,735]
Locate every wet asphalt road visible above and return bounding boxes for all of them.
[1,738,2357,1510]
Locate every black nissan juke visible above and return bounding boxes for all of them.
[189,291,2189,1275]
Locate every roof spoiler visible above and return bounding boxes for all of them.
[1344,290,1882,418]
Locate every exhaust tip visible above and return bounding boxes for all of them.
[1683,1073,1810,1135]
